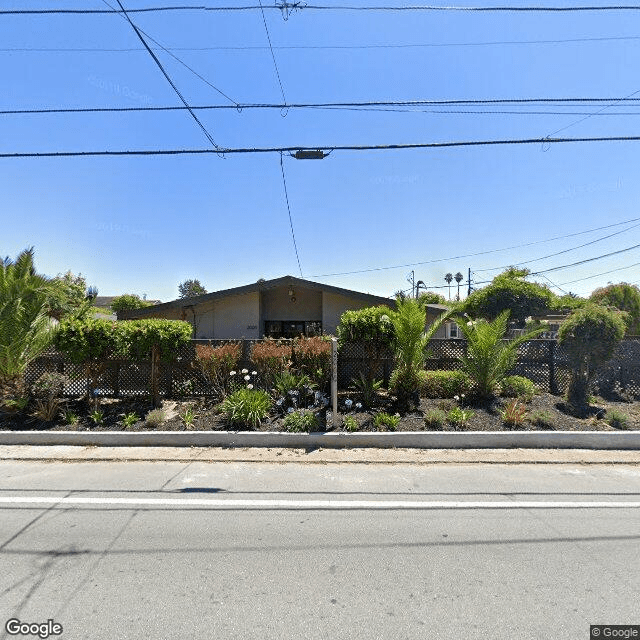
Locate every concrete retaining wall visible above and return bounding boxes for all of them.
[1,431,639,450]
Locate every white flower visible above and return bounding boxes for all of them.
[230,371,236,376]
[287,407,294,414]
[247,384,254,389]
[244,375,250,381]
[345,399,353,409]
[355,402,362,410]
[454,395,459,401]
[242,369,248,374]
[251,370,257,375]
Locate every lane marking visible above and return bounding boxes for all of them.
[1,497,640,509]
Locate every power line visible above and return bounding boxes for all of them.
[529,242,640,275]
[8,4,640,14]
[4,34,640,52]
[312,217,640,277]
[106,0,221,150]
[558,261,640,285]
[7,98,640,117]
[101,1,238,105]
[474,222,640,273]
[257,0,288,107]
[279,153,303,277]
[3,135,640,159]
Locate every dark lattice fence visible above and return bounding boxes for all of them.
[24,338,640,399]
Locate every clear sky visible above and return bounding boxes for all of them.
[2,0,640,303]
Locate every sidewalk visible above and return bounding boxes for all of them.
[1,445,640,464]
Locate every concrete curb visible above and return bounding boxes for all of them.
[1,430,639,450]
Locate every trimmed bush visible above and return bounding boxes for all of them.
[421,370,472,398]
[500,376,537,401]
[221,387,272,429]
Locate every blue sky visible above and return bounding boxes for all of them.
[2,0,640,302]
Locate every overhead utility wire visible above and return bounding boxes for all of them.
[4,135,640,159]
[528,242,640,275]
[257,0,287,106]
[5,35,640,51]
[559,261,640,285]
[106,0,221,150]
[101,1,237,105]
[8,5,640,14]
[6,98,640,116]
[311,216,640,277]
[474,222,640,272]
[279,153,303,276]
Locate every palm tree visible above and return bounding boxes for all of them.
[0,248,56,385]
[455,272,464,301]
[444,273,453,300]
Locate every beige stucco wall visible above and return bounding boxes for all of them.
[261,286,322,322]
[208,292,260,339]
[426,308,449,339]
[322,291,392,336]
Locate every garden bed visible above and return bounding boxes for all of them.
[1,392,638,432]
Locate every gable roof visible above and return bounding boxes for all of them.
[117,276,396,319]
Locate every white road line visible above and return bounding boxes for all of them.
[0,497,640,509]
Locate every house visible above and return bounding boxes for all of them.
[117,275,451,340]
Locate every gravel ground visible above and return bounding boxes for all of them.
[2,392,639,432]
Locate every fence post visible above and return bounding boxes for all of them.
[548,340,558,395]
[330,337,338,427]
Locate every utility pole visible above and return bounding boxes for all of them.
[406,270,415,299]
[468,267,472,297]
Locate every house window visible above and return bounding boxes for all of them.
[264,321,322,339]
[447,322,459,339]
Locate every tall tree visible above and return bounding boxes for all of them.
[454,272,464,301]
[589,283,640,335]
[444,273,453,300]
[178,279,207,299]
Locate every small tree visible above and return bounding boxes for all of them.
[462,268,556,327]
[589,283,640,335]
[455,310,544,399]
[417,291,447,305]
[558,305,627,410]
[46,271,98,321]
[111,294,152,312]
[389,298,450,409]
[178,279,207,299]
[337,305,395,387]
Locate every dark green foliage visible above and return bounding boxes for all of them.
[589,282,640,335]
[499,375,537,401]
[178,279,207,299]
[221,388,272,428]
[417,291,447,305]
[423,408,447,429]
[462,268,556,326]
[350,371,382,408]
[420,370,472,398]
[46,271,96,321]
[111,294,151,312]
[558,305,626,410]
[282,409,319,432]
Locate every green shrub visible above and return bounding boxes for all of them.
[374,412,400,431]
[122,412,139,428]
[500,399,527,428]
[447,407,474,429]
[90,409,104,425]
[63,409,79,425]
[351,371,382,408]
[423,408,447,429]
[343,415,359,431]
[527,410,554,429]
[145,408,165,427]
[500,376,537,401]
[606,409,631,430]
[421,370,472,398]
[221,387,272,429]
[111,294,151,312]
[282,409,319,432]
[558,305,627,410]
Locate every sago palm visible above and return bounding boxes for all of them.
[455,310,543,399]
[0,248,56,384]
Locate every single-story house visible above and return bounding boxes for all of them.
[117,275,451,340]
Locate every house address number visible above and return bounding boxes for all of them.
[247,325,257,330]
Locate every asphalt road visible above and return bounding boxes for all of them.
[0,461,639,640]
